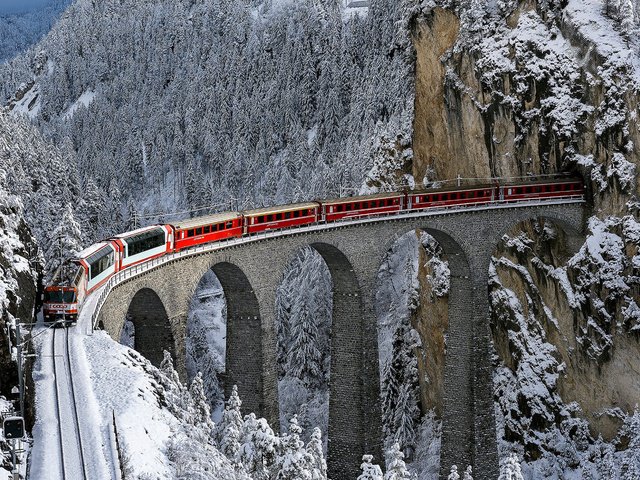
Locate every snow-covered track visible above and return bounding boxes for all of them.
[52,327,89,480]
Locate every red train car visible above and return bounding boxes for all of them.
[501,178,584,202]
[407,186,496,211]
[320,192,404,222]
[172,212,243,251]
[43,285,78,326]
[243,202,319,234]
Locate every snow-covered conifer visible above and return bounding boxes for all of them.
[447,465,460,480]
[498,453,524,480]
[44,203,82,282]
[275,416,314,480]
[384,442,411,480]
[306,427,327,480]
[358,454,383,480]
[216,385,243,459]
[463,465,473,480]
[160,350,181,386]
[189,372,212,427]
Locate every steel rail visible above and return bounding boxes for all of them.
[63,328,89,480]
[90,195,586,329]
[52,328,89,480]
[52,328,66,480]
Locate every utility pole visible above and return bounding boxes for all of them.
[15,322,24,418]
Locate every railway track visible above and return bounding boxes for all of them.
[52,327,89,480]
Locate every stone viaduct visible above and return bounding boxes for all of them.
[95,200,585,480]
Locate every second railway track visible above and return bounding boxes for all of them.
[52,327,89,480]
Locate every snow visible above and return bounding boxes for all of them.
[62,90,96,121]
[10,82,40,119]
[564,0,640,83]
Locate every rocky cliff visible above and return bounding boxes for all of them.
[408,0,640,475]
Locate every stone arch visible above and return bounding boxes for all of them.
[377,226,474,476]
[126,287,175,367]
[209,262,264,418]
[294,242,366,480]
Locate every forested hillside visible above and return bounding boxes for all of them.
[0,0,70,63]
[1,0,413,244]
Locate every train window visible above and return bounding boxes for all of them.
[196,227,202,235]
[203,226,210,234]
[226,222,233,228]
[88,248,114,280]
[257,216,263,223]
[188,229,195,237]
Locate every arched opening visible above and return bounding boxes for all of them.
[375,229,458,478]
[185,270,227,421]
[275,246,332,447]
[125,288,175,367]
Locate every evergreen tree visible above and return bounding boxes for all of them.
[306,427,327,480]
[275,416,314,480]
[463,465,474,480]
[287,300,323,387]
[358,454,384,480]
[216,385,243,460]
[189,372,212,427]
[498,453,524,480]
[447,465,460,480]
[384,442,411,480]
[44,203,83,282]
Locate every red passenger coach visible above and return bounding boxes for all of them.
[407,186,495,210]
[321,192,404,222]
[244,202,319,234]
[501,178,584,202]
[172,212,243,251]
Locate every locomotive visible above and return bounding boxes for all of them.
[42,177,584,325]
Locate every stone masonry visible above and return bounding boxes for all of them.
[96,202,585,480]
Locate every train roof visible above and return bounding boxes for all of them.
[111,224,165,239]
[409,176,582,194]
[243,202,319,216]
[76,241,114,260]
[321,191,404,205]
[171,212,242,229]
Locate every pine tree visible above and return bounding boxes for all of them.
[276,416,314,480]
[384,442,411,480]
[306,427,327,480]
[44,203,83,282]
[287,299,323,387]
[358,454,384,480]
[447,465,460,480]
[498,453,524,480]
[216,385,243,459]
[462,465,474,480]
[189,372,212,426]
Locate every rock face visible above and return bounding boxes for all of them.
[0,184,41,402]
[408,0,640,471]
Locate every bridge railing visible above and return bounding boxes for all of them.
[89,194,585,329]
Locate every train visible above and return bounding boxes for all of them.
[42,177,584,326]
